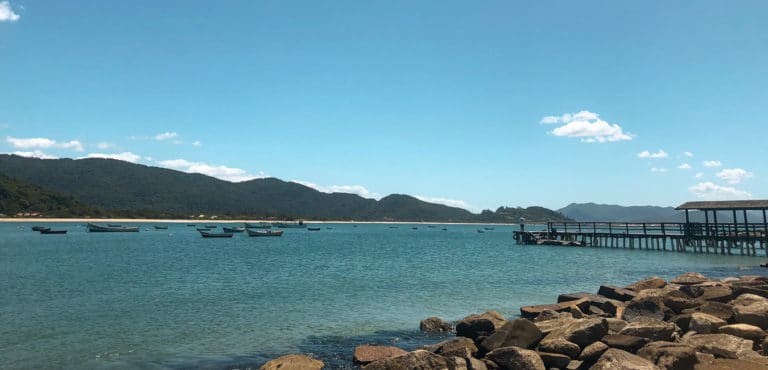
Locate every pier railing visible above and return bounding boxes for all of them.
[546,221,767,238]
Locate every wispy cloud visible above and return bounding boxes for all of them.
[82,152,142,163]
[414,195,471,210]
[684,151,694,157]
[678,163,692,170]
[703,160,722,168]
[0,1,20,22]
[638,150,668,159]
[540,110,632,143]
[10,150,57,159]
[695,172,704,178]
[292,180,381,199]
[154,132,178,141]
[96,142,113,149]
[192,141,202,147]
[689,182,751,200]
[650,167,667,173]
[157,158,264,182]
[716,168,754,184]
[6,136,84,152]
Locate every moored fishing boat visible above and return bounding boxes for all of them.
[245,222,271,229]
[31,226,48,231]
[154,225,169,230]
[40,229,67,234]
[307,227,321,231]
[246,229,284,237]
[222,226,245,233]
[199,230,233,238]
[87,223,140,232]
[273,220,306,229]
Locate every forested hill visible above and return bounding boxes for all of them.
[0,173,97,217]
[558,202,684,222]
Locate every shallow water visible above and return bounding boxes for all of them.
[1,222,765,369]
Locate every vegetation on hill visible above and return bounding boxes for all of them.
[0,173,98,217]
[478,206,571,223]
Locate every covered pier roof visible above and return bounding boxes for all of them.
[676,200,768,211]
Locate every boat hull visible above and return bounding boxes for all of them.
[87,223,140,232]
[246,229,283,237]
[199,231,233,238]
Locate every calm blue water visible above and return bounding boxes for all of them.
[2,222,766,369]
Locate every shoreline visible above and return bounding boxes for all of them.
[0,217,535,226]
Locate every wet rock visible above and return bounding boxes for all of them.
[689,313,726,334]
[537,338,581,359]
[420,316,454,333]
[619,319,677,342]
[597,285,637,302]
[422,337,478,359]
[259,354,324,370]
[589,348,660,370]
[537,351,571,369]
[579,341,609,363]
[622,299,665,323]
[733,300,768,329]
[479,318,543,354]
[626,277,667,292]
[354,345,408,365]
[600,334,650,353]
[682,333,759,359]
[485,346,545,370]
[717,323,766,342]
[670,272,709,285]
[456,311,507,342]
[521,298,591,319]
[636,341,697,370]
[361,349,451,370]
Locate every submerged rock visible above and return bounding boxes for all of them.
[456,311,507,342]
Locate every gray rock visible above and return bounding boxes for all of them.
[600,334,649,353]
[588,348,660,370]
[579,341,609,363]
[733,300,768,329]
[420,316,454,333]
[259,354,324,370]
[534,310,573,322]
[621,299,665,323]
[362,350,452,370]
[537,338,581,359]
[480,318,544,354]
[541,318,608,349]
[626,277,667,292]
[521,298,591,320]
[680,301,734,322]
[636,341,697,370]
[730,293,768,307]
[486,346,545,370]
[682,333,760,359]
[717,323,767,342]
[670,314,693,332]
[422,337,478,359]
[534,316,577,336]
[670,272,709,285]
[604,318,628,334]
[597,286,637,302]
[619,320,677,342]
[537,351,571,369]
[566,360,583,370]
[456,311,507,342]
[689,312,727,334]
[679,284,733,303]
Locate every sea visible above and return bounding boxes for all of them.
[2,222,766,369]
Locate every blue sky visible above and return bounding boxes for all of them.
[1,1,766,212]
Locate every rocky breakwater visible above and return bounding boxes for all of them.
[259,272,768,369]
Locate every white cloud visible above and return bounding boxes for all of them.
[292,180,381,199]
[650,167,667,173]
[157,158,264,182]
[0,1,20,22]
[82,152,141,163]
[695,172,704,178]
[541,110,632,143]
[678,163,692,170]
[6,136,84,152]
[192,141,202,147]
[716,168,754,184]
[703,160,722,167]
[684,151,694,157]
[96,142,113,149]
[638,150,668,159]
[11,150,57,159]
[415,195,470,209]
[154,132,178,141]
[689,182,751,200]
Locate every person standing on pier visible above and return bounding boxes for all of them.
[519,217,526,232]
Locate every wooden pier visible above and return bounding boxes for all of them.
[513,200,768,256]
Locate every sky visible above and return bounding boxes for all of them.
[1,1,766,212]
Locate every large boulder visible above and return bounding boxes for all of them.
[626,277,667,292]
[619,320,677,342]
[422,337,478,359]
[520,298,591,319]
[361,350,452,370]
[537,351,571,369]
[681,301,734,322]
[670,272,709,285]
[682,333,760,359]
[600,334,649,353]
[598,285,638,302]
[485,346,545,370]
[537,338,581,359]
[540,318,608,349]
[533,310,572,322]
[730,293,768,307]
[533,316,577,335]
[420,316,454,333]
[259,354,324,370]
[479,318,543,354]
[456,311,507,342]
[689,312,727,334]
[354,345,408,365]
[695,358,768,370]
[589,348,661,370]
[717,323,767,342]
[733,300,768,329]
[636,341,697,370]
[621,299,665,323]
[680,284,733,303]
[579,341,609,363]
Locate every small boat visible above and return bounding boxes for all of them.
[32,226,49,231]
[307,227,321,231]
[389,226,398,229]
[40,229,67,234]
[223,226,246,233]
[88,223,140,232]
[107,224,122,227]
[273,220,306,229]
[245,222,272,229]
[484,227,495,231]
[442,228,448,231]
[477,229,485,233]
[204,225,218,229]
[246,229,284,237]
[154,225,169,230]
[199,230,233,238]
[412,227,418,230]
[186,224,196,227]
